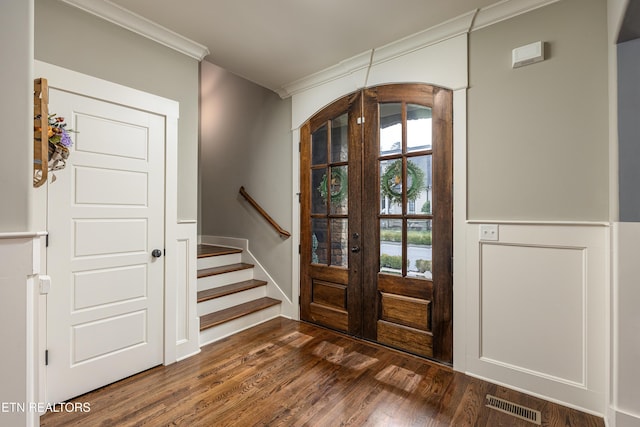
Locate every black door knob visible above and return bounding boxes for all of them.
[351,246,361,253]
[152,249,163,258]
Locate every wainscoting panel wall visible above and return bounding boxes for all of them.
[612,222,640,426]
[174,221,200,361]
[0,234,44,427]
[465,223,608,415]
[480,243,585,385]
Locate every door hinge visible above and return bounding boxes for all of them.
[298,142,301,152]
[356,116,365,125]
[296,192,301,203]
[46,234,49,247]
[299,295,301,305]
[45,349,49,366]
[164,249,166,257]
[298,244,301,254]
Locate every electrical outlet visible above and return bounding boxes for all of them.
[479,224,499,241]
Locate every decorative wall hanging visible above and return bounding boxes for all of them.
[318,167,348,204]
[46,114,75,172]
[380,159,426,205]
[34,78,77,186]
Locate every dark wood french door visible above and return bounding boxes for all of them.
[300,84,453,363]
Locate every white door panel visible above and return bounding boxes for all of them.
[47,88,164,403]
[74,167,148,206]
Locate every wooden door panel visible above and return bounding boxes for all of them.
[377,320,433,357]
[312,280,347,310]
[380,292,431,331]
[377,273,433,300]
[309,265,349,283]
[309,277,348,331]
[309,303,349,332]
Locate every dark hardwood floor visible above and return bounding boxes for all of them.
[40,318,603,427]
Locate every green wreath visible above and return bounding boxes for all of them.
[318,167,348,204]
[380,159,426,205]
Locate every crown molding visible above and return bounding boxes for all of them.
[471,0,561,31]
[276,50,372,99]
[278,0,561,99]
[60,0,210,61]
[372,10,477,68]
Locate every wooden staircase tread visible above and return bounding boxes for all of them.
[197,244,242,258]
[197,279,268,303]
[199,297,281,331]
[197,263,254,279]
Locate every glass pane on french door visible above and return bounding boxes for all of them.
[310,113,349,268]
[378,104,433,281]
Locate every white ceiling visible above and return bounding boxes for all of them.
[108,0,499,93]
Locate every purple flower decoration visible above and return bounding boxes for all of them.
[59,129,73,148]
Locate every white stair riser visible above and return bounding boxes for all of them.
[197,269,254,291]
[197,286,267,317]
[197,253,242,270]
[199,306,281,347]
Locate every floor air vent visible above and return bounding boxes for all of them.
[485,394,541,425]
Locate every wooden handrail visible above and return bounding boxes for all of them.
[239,186,291,239]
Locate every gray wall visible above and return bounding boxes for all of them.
[0,1,33,233]
[199,61,293,298]
[468,0,609,221]
[618,37,640,222]
[35,0,199,221]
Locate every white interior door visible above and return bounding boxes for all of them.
[46,88,165,403]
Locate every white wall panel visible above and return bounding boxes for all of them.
[612,222,640,425]
[0,234,41,427]
[176,239,189,343]
[174,221,200,360]
[466,223,608,414]
[480,243,585,385]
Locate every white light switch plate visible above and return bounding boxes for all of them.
[39,275,51,295]
[479,224,499,241]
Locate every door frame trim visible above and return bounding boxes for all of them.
[35,60,188,371]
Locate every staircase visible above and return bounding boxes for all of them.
[197,244,281,346]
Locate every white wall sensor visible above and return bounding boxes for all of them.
[512,41,545,68]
